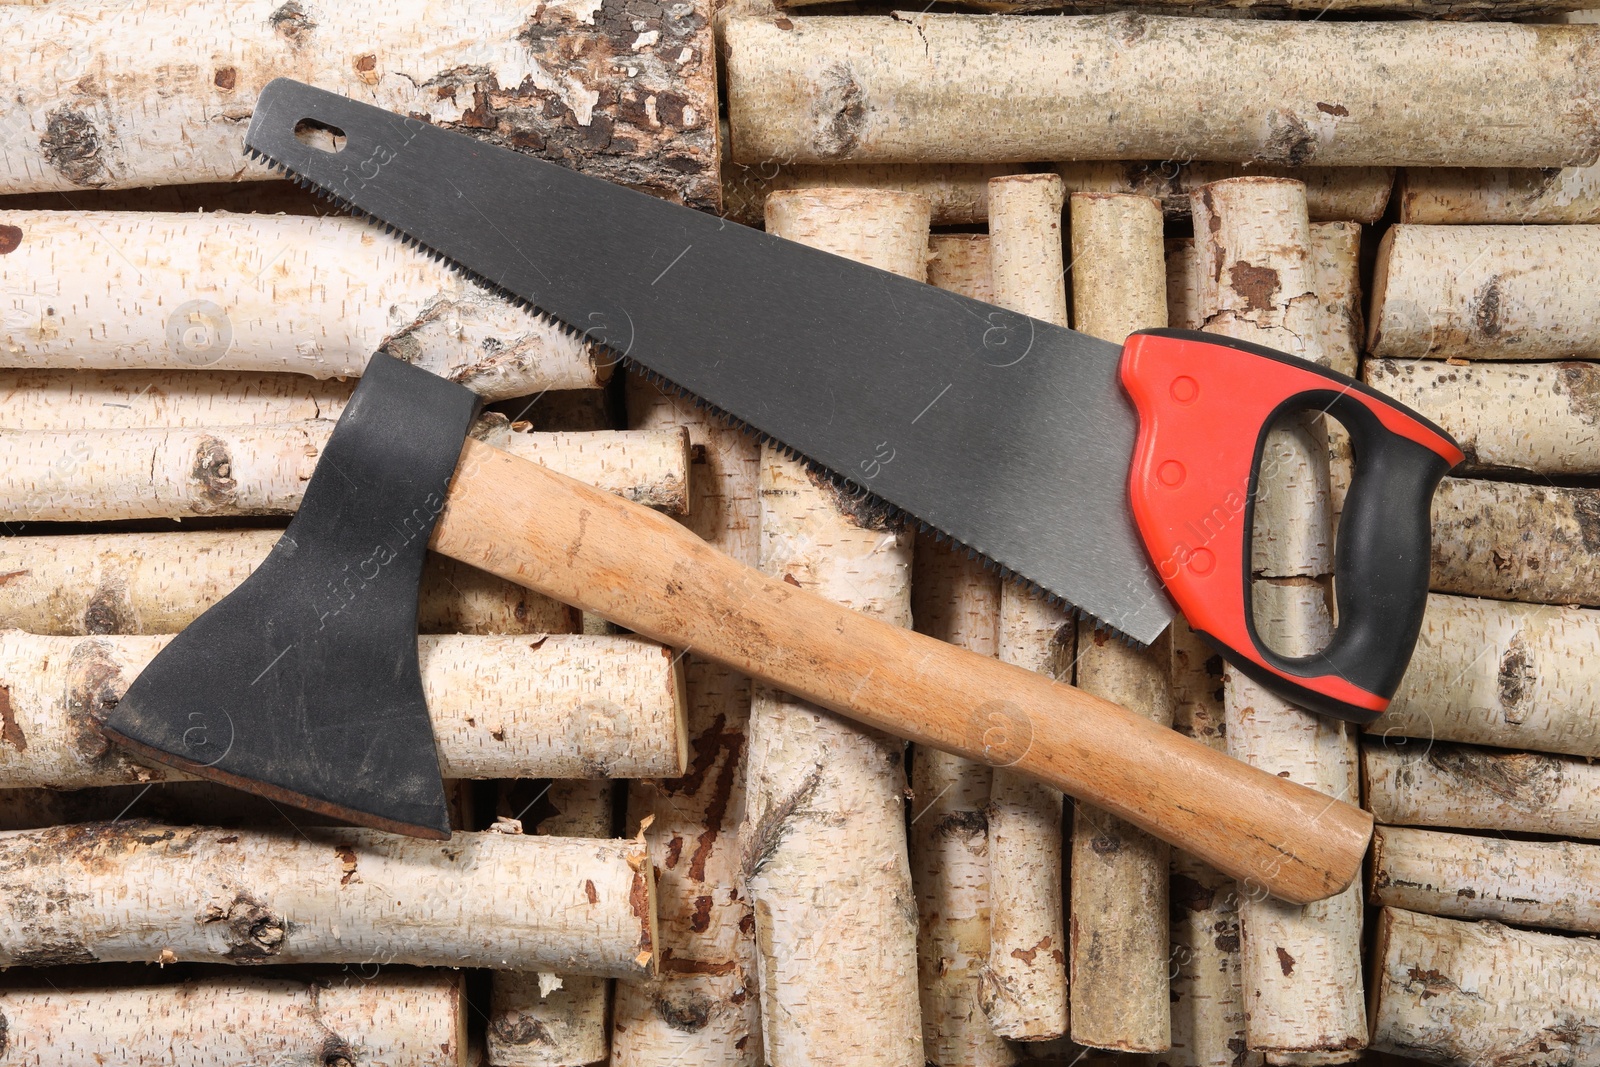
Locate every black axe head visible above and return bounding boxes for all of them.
[101,355,482,837]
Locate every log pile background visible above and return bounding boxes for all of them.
[0,0,1597,1064]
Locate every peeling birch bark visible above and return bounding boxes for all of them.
[490,780,615,1067]
[742,188,924,1067]
[724,162,1011,226]
[1369,907,1600,1067]
[0,970,467,1066]
[0,822,657,974]
[1055,162,1392,225]
[911,232,1013,1067]
[0,0,718,206]
[1371,593,1600,759]
[1064,191,1171,1054]
[1369,224,1600,360]
[1194,177,1364,1059]
[1164,618,1261,1067]
[0,423,690,521]
[1429,477,1600,606]
[0,369,353,429]
[981,173,1069,1044]
[893,0,1600,14]
[1364,359,1600,475]
[611,373,763,1067]
[1370,825,1600,934]
[1362,737,1600,841]
[0,212,601,397]
[0,630,686,788]
[0,529,578,637]
[1400,165,1600,224]
[723,15,1600,168]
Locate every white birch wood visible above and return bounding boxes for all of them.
[0,822,657,974]
[724,162,1011,226]
[1056,162,1392,225]
[1400,165,1600,224]
[0,369,353,429]
[0,631,687,788]
[1430,477,1600,606]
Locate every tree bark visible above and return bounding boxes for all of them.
[980,173,1070,1045]
[1064,190,1171,1055]
[0,631,687,789]
[1363,737,1600,841]
[1374,593,1600,759]
[0,822,657,974]
[0,211,601,398]
[1400,165,1600,224]
[1430,477,1600,606]
[1370,825,1600,934]
[1193,177,1365,1060]
[489,780,615,1067]
[724,162,1011,226]
[1369,224,1600,360]
[0,969,467,1067]
[0,529,578,637]
[1365,358,1600,475]
[0,423,690,521]
[722,14,1600,168]
[1164,618,1262,1067]
[0,369,352,429]
[742,187,924,1067]
[861,0,1600,14]
[911,231,1013,1067]
[1369,907,1600,1067]
[1055,162,1392,225]
[0,0,717,207]
[610,373,763,1067]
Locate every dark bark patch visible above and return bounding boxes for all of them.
[269,1,317,45]
[1213,932,1239,952]
[1495,633,1536,721]
[1472,276,1503,339]
[660,711,745,883]
[1228,262,1281,313]
[1089,831,1124,856]
[0,685,24,752]
[688,893,714,932]
[1275,945,1295,976]
[190,436,238,512]
[655,989,712,1032]
[214,67,238,90]
[1562,362,1600,426]
[805,465,903,532]
[318,1036,356,1067]
[629,865,653,959]
[659,948,736,975]
[85,576,136,634]
[1170,872,1215,917]
[0,225,20,255]
[1260,110,1316,167]
[1404,965,1459,1000]
[12,936,96,966]
[65,639,124,763]
[935,807,987,839]
[40,108,109,187]
[204,892,287,961]
[1315,102,1349,117]
[743,765,828,881]
[585,878,599,905]
[491,1013,555,1047]
[1573,491,1600,553]
[811,63,865,158]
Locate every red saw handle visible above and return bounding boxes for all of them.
[1119,330,1464,724]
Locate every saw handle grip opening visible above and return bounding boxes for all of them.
[1120,329,1464,723]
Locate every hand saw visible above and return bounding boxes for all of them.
[241,78,1461,722]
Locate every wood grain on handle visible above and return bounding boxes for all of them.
[432,439,1373,904]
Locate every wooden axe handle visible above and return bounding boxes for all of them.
[433,440,1371,904]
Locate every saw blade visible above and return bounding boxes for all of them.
[244,79,1175,644]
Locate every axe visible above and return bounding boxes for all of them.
[105,353,1373,904]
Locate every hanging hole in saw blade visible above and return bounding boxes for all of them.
[1247,403,1341,662]
[293,117,347,154]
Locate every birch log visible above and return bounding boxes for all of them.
[724,162,1010,226]
[904,0,1600,14]
[0,529,578,636]
[1372,594,1600,758]
[1165,618,1261,1067]
[489,780,615,1067]
[1369,907,1600,1067]
[0,212,600,397]
[0,631,688,788]
[1363,737,1600,840]
[910,232,1012,1067]
[722,15,1600,168]
[1368,224,1600,360]
[1400,165,1600,224]
[1430,477,1600,606]
[0,0,717,206]
[1063,191,1171,1054]
[611,373,762,1067]
[1194,177,1364,1060]
[1364,359,1600,475]
[0,970,467,1066]
[0,369,353,429]
[742,188,923,1066]
[0,423,691,521]
[0,822,656,973]
[1370,825,1600,934]
[980,174,1070,1044]
[1055,162,1392,225]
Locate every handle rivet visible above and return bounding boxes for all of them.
[1170,376,1199,403]
[1187,547,1215,575]
[1157,460,1186,487]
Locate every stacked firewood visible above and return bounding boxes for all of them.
[0,0,1596,1064]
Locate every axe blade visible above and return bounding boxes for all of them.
[101,355,482,837]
